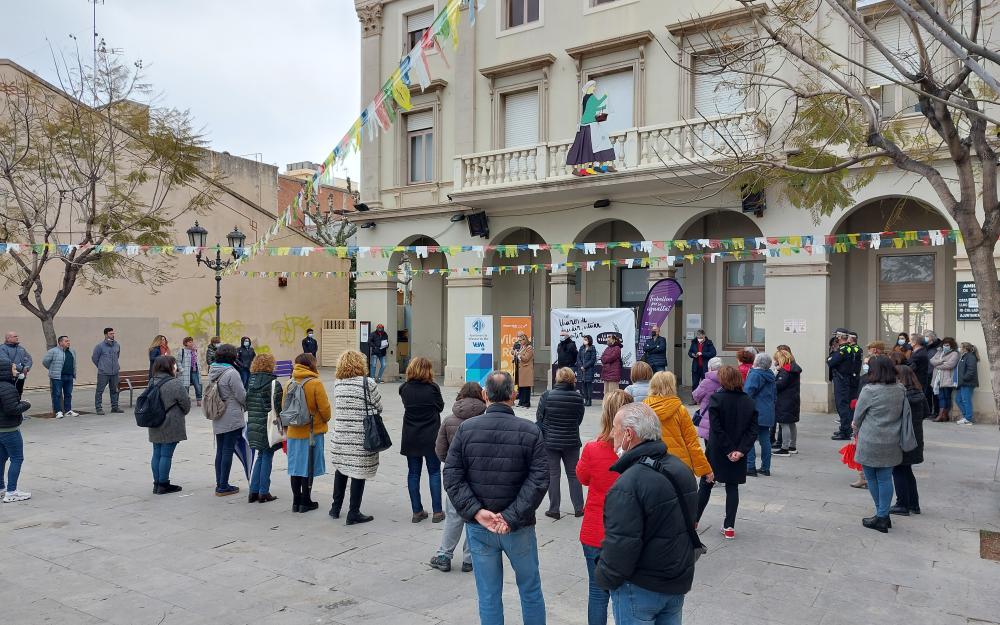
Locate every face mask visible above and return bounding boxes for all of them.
[898,339,906,346]
[862,364,869,375]
[307,333,314,338]
[243,341,250,347]
[615,445,625,458]
[942,346,951,353]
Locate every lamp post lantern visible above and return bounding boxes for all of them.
[186,221,246,338]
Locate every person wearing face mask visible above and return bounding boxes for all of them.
[828,329,856,441]
[929,337,960,422]
[643,325,668,374]
[893,333,911,354]
[594,402,700,623]
[301,328,318,359]
[907,334,932,413]
[577,335,598,406]
[368,324,390,383]
[236,337,256,389]
[147,355,191,494]
[687,330,717,389]
[556,331,579,370]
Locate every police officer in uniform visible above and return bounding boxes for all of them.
[847,331,863,400]
[828,329,856,440]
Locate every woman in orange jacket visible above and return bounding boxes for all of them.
[286,353,332,513]
[643,371,714,481]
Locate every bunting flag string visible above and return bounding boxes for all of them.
[0,229,965,260]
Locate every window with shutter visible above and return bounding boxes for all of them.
[593,70,634,135]
[406,111,434,184]
[503,90,539,147]
[692,53,743,117]
[407,9,434,50]
[865,13,917,86]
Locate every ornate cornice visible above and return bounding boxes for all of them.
[356,1,384,37]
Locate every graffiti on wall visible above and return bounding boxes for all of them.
[169,307,316,356]
[271,314,315,346]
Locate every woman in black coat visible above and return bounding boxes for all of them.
[536,367,586,519]
[891,365,925,516]
[398,357,445,523]
[773,350,801,456]
[699,365,758,539]
[576,335,597,406]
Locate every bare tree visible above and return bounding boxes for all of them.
[0,51,217,347]
[300,176,359,311]
[673,0,1000,424]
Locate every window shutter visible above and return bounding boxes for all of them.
[503,90,539,147]
[692,54,743,117]
[594,69,634,134]
[407,110,433,131]
[865,13,917,85]
[407,9,433,33]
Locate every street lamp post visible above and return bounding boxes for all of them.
[186,222,247,338]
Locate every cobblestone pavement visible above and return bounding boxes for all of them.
[2,375,999,625]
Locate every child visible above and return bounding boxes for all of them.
[0,359,31,502]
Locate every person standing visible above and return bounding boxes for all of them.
[206,336,221,366]
[536,367,586,519]
[208,344,246,497]
[286,353,331,513]
[512,332,535,408]
[929,337,960,422]
[576,390,632,625]
[147,355,190,495]
[0,359,32,502]
[623,361,653,403]
[852,355,909,532]
[687,330,717,389]
[399,357,446,523]
[177,337,203,407]
[148,335,170,376]
[556,331,578,370]
[692,357,723,438]
[92,328,122,415]
[330,350,381,524]
[698,365,758,538]
[736,347,756,381]
[444,371,549,625]
[368,324,389,382]
[743,353,776,477]
[643,325,668,374]
[577,335,597,406]
[955,343,979,425]
[907,334,932,413]
[42,335,78,418]
[891,365,925,516]
[302,329,318,358]
[893,332,911,354]
[430,382,486,573]
[236,337,256,389]
[644,372,713,482]
[772,349,801,457]
[595,402,699,625]
[1,332,32,399]
[246,354,284,503]
[828,329,855,440]
[600,335,623,399]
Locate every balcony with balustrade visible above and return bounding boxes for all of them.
[450,112,762,207]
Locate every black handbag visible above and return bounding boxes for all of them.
[361,377,392,453]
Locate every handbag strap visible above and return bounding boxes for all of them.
[638,456,706,552]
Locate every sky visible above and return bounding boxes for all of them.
[0,0,361,177]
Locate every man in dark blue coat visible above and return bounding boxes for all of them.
[687,330,717,389]
[643,325,668,373]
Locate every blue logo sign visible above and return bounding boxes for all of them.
[472,318,486,333]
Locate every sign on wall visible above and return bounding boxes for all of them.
[957,281,979,321]
[636,279,683,362]
[499,316,532,376]
[464,315,494,385]
[550,308,636,367]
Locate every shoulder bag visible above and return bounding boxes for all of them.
[266,379,286,448]
[362,377,392,453]
[638,455,708,561]
[899,395,918,452]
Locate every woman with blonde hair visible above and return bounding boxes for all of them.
[286,353,331,513]
[576,389,632,625]
[772,349,802,456]
[330,349,382,524]
[399,356,445,523]
[644,371,713,480]
[148,335,170,375]
[512,332,535,407]
[537,367,586,519]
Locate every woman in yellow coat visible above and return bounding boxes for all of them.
[286,353,332,513]
[644,371,714,480]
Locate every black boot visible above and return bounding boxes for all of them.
[862,515,890,533]
[153,482,165,495]
[300,482,318,512]
[346,511,374,525]
[291,477,302,513]
[888,503,909,516]
[248,492,259,503]
[330,471,346,519]
[161,482,182,494]
[346,478,372,524]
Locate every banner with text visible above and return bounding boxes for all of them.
[464,315,494,385]
[499,316,532,378]
[550,308,636,368]
[636,278,684,362]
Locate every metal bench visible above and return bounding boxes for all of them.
[118,370,150,406]
[275,360,293,377]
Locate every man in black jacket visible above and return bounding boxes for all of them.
[301,329,318,358]
[909,333,932,412]
[828,329,857,440]
[444,371,548,625]
[0,359,31,502]
[595,402,698,624]
[643,325,668,373]
[555,332,578,369]
[368,324,389,383]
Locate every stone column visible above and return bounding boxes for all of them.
[444,275,493,387]
[549,269,576,311]
[764,259,831,412]
[356,277,400,381]
[356,1,384,209]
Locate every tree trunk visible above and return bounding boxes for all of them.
[40,314,57,350]
[964,243,1000,429]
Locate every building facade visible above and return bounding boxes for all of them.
[352,0,994,420]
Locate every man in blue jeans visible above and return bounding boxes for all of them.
[596,403,699,625]
[444,371,549,625]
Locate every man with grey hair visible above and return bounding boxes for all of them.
[595,402,700,625]
[444,371,549,625]
[0,332,32,399]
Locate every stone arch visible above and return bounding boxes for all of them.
[485,227,552,355]
[568,219,649,311]
[389,234,448,375]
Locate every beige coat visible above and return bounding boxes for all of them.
[513,343,534,387]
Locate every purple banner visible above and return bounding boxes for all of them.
[636,278,683,361]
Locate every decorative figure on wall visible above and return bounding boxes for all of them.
[566,80,618,176]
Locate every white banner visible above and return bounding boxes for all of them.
[464,315,494,384]
[550,308,636,368]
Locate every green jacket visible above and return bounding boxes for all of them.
[580,93,607,125]
[245,372,284,451]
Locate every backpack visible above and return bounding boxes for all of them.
[279,379,312,427]
[203,377,227,421]
[135,380,168,428]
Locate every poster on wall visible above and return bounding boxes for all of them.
[550,308,636,366]
[500,316,532,376]
[636,279,684,362]
[464,315,494,385]
[957,281,980,321]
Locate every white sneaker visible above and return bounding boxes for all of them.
[956,418,971,425]
[65,410,79,417]
[54,411,64,419]
[3,490,31,503]
[0,489,5,499]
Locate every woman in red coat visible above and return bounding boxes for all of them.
[599,335,623,399]
[576,389,633,625]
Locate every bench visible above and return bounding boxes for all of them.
[275,360,293,377]
[118,370,150,406]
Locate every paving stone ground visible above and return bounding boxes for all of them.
[2,374,999,625]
